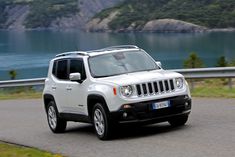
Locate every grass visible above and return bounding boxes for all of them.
[0,79,235,100]
[191,87,235,98]
[0,142,63,157]
[0,87,42,100]
[0,92,42,100]
[189,78,235,98]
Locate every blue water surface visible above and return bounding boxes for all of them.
[0,30,235,80]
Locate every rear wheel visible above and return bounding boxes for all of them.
[47,101,67,133]
[168,115,189,127]
[92,103,112,140]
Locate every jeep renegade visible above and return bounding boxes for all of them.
[43,45,192,140]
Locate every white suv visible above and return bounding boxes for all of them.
[43,45,192,140]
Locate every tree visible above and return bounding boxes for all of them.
[229,59,235,67]
[183,52,204,90]
[216,56,228,67]
[9,69,17,80]
[183,52,204,68]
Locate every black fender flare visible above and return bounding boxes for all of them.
[43,94,55,112]
[87,94,110,118]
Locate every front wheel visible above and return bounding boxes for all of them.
[47,101,67,133]
[168,115,189,127]
[92,103,112,140]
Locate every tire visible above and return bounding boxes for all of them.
[47,101,67,133]
[92,103,112,140]
[168,115,189,127]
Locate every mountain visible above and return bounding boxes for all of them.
[1,0,235,32]
[86,0,235,32]
[0,0,124,30]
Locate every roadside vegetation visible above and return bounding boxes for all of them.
[183,52,235,98]
[0,87,42,100]
[0,142,63,157]
[95,0,235,30]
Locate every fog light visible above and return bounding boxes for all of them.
[185,102,189,106]
[123,112,128,118]
[123,104,132,109]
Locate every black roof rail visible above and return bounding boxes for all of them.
[55,51,89,58]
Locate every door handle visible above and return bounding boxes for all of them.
[66,86,72,91]
[52,86,56,90]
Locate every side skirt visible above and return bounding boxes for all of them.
[59,113,91,123]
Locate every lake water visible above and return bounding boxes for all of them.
[0,30,235,80]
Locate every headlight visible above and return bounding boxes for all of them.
[120,85,133,97]
[175,78,184,89]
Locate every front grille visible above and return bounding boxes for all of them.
[136,79,175,97]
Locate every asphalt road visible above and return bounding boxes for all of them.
[0,98,235,157]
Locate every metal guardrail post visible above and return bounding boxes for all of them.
[228,78,233,89]
[190,79,195,90]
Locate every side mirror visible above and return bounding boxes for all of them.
[156,61,162,69]
[69,73,81,82]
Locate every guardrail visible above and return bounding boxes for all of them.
[171,67,235,79]
[0,78,45,88]
[0,67,235,88]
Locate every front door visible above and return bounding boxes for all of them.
[66,59,87,115]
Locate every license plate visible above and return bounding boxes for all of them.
[152,101,170,110]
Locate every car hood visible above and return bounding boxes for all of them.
[97,70,183,86]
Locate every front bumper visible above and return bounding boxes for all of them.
[110,95,191,124]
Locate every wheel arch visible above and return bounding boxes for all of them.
[87,94,110,119]
[43,94,55,112]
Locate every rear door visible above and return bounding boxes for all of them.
[52,59,70,112]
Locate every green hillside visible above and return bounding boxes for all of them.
[1,0,235,29]
[25,0,79,28]
[0,0,79,28]
[95,0,235,30]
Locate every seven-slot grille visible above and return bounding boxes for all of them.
[136,79,175,97]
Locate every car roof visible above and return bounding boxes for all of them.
[55,45,141,58]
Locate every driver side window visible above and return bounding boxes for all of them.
[69,59,86,80]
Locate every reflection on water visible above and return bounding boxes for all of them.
[0,30,235,80]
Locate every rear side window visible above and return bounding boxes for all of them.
[52,61,57,76]
[70,59,86,80]
[57,60,68,80]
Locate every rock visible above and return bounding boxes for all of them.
[49,0,124,30]
[209,28,235,32]
[50,14,85,30]
[86,18,208,33]
[142,19,207,33]
[78,0,124,21]
[86,11,119,32]
[4,5,30,31]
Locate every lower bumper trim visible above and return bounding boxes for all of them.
[110,95,192,124]
[118,110,191,124]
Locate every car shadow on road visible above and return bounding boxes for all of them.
[113,123,191,140]
[66,122,191,140]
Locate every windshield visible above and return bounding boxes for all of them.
[89,50,159,78]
